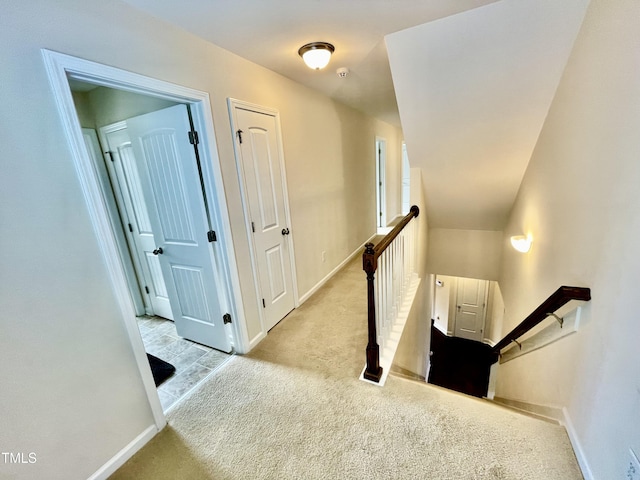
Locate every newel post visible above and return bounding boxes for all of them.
[363,242,382,382]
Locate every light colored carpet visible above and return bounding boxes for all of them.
[111,257,582,480]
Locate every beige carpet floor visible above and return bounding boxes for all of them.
[111,257,583,480]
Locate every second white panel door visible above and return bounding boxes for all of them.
[234,106,295,331]
[100,125,174,320]
[454,277,488,342]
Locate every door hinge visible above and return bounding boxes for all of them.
[251,221,255,233]
[223,313,232,325]
[237,129,243,144]
[107,151,115,162]
[188,130,199,145]
[144,286,150,294]
[207,230,217,242]
[262,299,265,308]
[128,223,133,233]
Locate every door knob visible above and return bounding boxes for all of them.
[152,247,163,255]
[281,228,290,236]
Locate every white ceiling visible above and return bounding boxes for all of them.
[121,0,589,231]
[120,0,497,127]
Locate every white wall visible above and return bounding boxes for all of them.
[393,281,429,379]
[427,228,502,280]
[0,1,396,478]
[433,275,452,335]
[496,0,640,477]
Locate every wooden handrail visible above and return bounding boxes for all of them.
[370,205,420,259]
[362,205,419,382]
[492,286,591,354]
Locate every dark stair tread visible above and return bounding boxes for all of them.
[428,325,496,398]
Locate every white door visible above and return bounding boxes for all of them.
[454,277,488,341]
[233,105,295,331]
[100,124,174,320]
[127,104,231,352]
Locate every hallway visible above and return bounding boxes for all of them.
[112,257,582,479]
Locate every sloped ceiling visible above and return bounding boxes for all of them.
[386,0,590,230]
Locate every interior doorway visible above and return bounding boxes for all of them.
[73,83,234,410]
[43,50,246,427]
[429,274,497,398]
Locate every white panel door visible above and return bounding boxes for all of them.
[100,125,173,320]
[454,277,488,341]
[234,106,295,331]
[127,105,231,352]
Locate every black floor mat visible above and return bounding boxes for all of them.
[147,353,176,387]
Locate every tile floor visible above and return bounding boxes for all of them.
[137,316,231,411]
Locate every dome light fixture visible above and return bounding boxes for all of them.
[510,234,533,253]
[298,42,335,70]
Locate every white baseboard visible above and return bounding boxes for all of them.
[298,233,377,305]
[562,407,593,480]
[492,397,563,423]
[88,424,158,480]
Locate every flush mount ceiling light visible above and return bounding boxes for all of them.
[298,42,335,70]
[510,234,533,253]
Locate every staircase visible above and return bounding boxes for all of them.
[427,324,497,398]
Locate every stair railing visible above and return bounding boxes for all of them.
[491,286,591,358]
[362,205,419,382]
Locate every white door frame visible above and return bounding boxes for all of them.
[83,126,150,317]
[227,98,299,337]
[375,136,387,228]
[42,50,250,431]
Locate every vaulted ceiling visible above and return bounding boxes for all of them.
[386,0,590,229]
[121,0,590,231]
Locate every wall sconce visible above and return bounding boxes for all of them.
[510,234,533,253]
[298,42,335,70]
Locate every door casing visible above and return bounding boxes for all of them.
[42,50,249,433]
[376,136,387,228]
